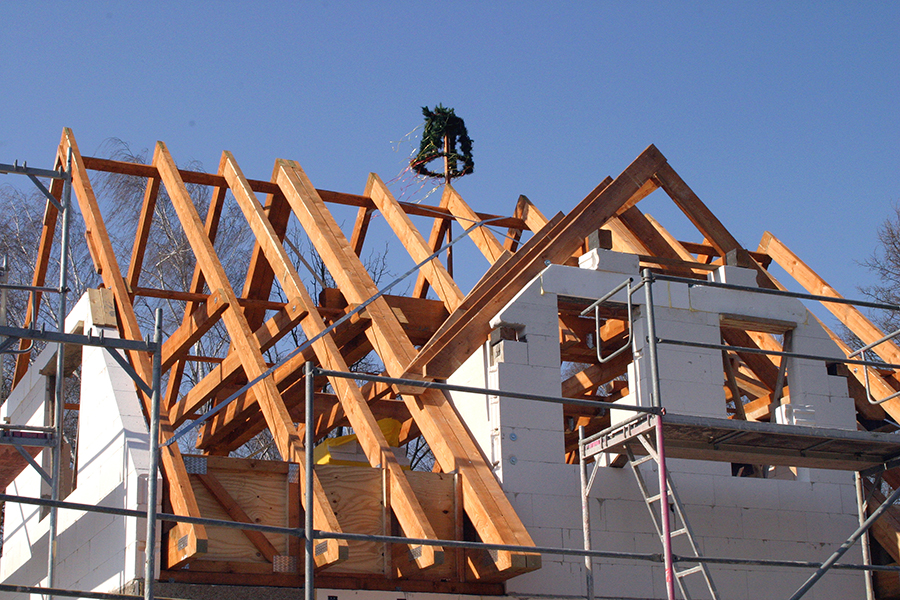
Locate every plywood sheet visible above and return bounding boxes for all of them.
[189,458,290,566]
[317,464,385,574]
[395,470,458,580]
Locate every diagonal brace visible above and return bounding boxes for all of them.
[105,347,153,397]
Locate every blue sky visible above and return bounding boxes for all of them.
[2,2,898,325]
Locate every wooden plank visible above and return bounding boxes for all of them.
[160,289,229,371]
[196,472,280,563]
[154,141,346,568]
[222,152,442,570]
[276,159,539,577]
[443,185,508,264]
[407,145,667,380]
[317,465,385,574]
[505,195,548,252]
[350,206,373,256]
[366,173,463,312]
[126,173,161,294]
[761,231,900,370]
[653,162,743,258]
[168,297,307,428]
[162,180,227,413]
[412,192,451,299]
[239,161,293,332]
[80,155,529,229]
[58,129,208,568]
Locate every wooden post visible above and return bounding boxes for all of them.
[443,133,453,277]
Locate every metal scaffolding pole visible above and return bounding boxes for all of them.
[579,426,595,600]
[304,361,315,600]
[790,479,900,600]
[46,147,72,600]
[855,473,876,600]
[641,269,662,409]
[656,415,675,600]
[144,310,163,600]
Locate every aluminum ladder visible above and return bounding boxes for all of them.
[625,434,720,600]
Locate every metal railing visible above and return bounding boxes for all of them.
[576,267,900,600]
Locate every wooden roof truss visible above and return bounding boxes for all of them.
[16,128,900,586]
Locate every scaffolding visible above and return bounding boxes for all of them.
[578,269,900,600]
[4,132,900,600]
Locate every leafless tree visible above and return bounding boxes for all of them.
[860,202,900,336]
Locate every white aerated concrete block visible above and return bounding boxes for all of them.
[577,248,641,275]
[521,333,560,367]
[490,339,528,365]
[689,285,807,323]
[709,265,759,288]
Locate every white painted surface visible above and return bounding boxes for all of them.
[449,251,864,600]
[0,293,160,598]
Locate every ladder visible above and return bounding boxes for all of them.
[625,432,720,600]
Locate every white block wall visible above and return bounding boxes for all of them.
[448,250,864,600]
[0,293,160,598]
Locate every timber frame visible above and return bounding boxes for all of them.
[13,128,900,592]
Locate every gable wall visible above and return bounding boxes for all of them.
[448,250,864,599]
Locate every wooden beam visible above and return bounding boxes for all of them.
[616,205,705,276]
[168,298,307,428]
[80,155,530,229]
[239,162,293,332]
[191,296,445,450]
[207,298,445,453]
[602,216,647,255]
[160,290,229,372]
[761,231,900,369]
[126,174,161,294]
[561,351,632,399]
[12,154,63,386]
[154,141,347,568]
[276,158,539,577]
[163,182,228,412]
[195,473,279,563]
[133,286,286,311]
[863,479,900,565]
[505,195,548,252]
[350,206,373,257]
[616,178,659,214]
[412,192,451,299]
[749,242,895,422]
[652,163,742,258]
[443,185,508,264]
[59,129,208,568]
[407,145,667,380]
[222,151,443,570]
[366,173,464,312]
